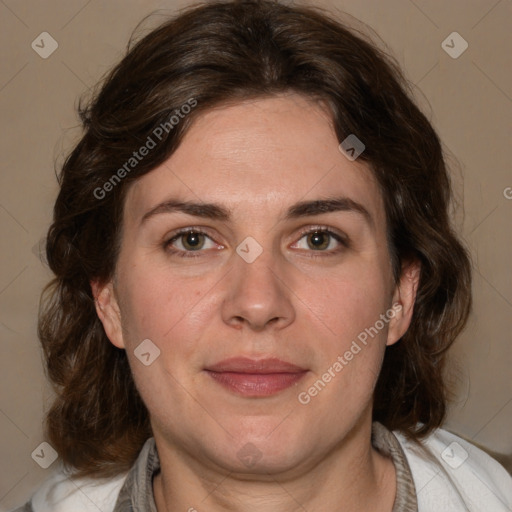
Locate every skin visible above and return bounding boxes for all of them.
[92,93,420,512]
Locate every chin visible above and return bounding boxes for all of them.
[209,423,309,475]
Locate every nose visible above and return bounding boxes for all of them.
[220,246,295,332]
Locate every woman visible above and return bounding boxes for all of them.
[12,0,512,511]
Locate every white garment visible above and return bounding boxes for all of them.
[14,471,127,512]
[10,426,512,512]
[394,427,512,511]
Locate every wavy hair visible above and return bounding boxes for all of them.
[39,0,472,478]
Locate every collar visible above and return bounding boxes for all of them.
[113,421,418,511]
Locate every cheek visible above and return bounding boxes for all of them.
[297,267,392,407]
[303,267,391,346]
[117,261,211,348]
[296,275,390,422]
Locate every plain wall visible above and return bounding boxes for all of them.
[0,0,510,509]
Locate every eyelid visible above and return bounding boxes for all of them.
[167,225,218,241]
[294,224,349,244]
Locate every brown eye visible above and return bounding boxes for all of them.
[306,231,330,250]
[164,228,221,258]
[291,227,348,258]
[180,231,205,251]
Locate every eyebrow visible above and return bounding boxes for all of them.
[140,196,374,229]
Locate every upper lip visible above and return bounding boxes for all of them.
[205,357,307,374]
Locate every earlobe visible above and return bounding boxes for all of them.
[90,279,125,349]
[386,261,421,346]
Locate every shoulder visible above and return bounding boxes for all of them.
[393,425,512,511]
[9,437,156,512]
[8,466,128,512]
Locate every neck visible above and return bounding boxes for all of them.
[153,417,396,512]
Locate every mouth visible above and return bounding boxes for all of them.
[204,357,308,397]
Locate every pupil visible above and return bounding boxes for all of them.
[309,232,327,249]
[185,232,202,249]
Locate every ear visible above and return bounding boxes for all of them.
[386,260,421,346]
[90,279,125,349]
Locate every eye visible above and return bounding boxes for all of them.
[291,228,348,256]
[164,228,221,258]
[163,226,348,259]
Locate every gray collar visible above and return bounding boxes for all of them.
[113,421,418,511]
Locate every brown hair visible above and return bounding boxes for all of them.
[40,0,472,478]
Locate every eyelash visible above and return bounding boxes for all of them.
[163,226,349,259]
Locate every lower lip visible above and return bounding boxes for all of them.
[205,371,307,397]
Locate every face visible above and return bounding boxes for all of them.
[94,93,418,475]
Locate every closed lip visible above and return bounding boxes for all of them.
[205,357,307,373]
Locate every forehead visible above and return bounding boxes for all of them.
[124,93,385,227]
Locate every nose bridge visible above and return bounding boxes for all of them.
[235,240,279,289]
[221,238,295,330]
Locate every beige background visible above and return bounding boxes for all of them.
[0,0,511,509]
